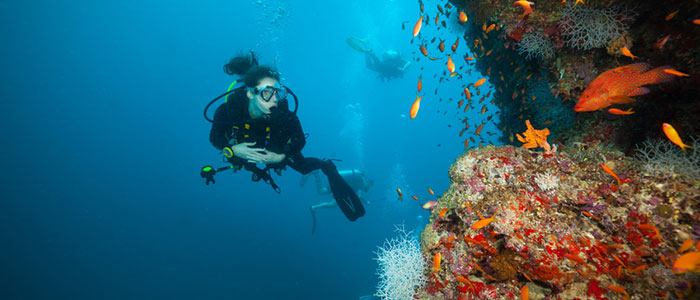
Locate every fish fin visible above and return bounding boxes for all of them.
[626,62,652,74]
[626,87,650,97]
[609,95,637,104]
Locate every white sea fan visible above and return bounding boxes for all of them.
[559,3,637,50]
[375,226,427,300]
[517,31,554,60]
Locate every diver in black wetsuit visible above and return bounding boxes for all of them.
[364,49,411,81]
[204,52,365,222]
[347,37,411,81]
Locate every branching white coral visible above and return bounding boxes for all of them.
[517,31,554,60]
[634,137,700,181]
[375,226,426,300]
[559,3,637,50]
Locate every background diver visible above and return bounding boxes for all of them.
[201,51,365,222]
[301,169,373,234]
[347,36,411,81]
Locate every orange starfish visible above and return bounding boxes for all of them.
[516,120,555,154]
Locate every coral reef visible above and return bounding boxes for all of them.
[517,31,554,60]
[634,137,700,182]
[413,144,699,299]
[559,3,637,50]
[447,0,700,152]
[525,75,574,138]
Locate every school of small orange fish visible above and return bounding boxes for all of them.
[394,0,699,299]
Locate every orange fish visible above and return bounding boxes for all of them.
[464,139,469,149]
[485,24,495,33]
[694,19,700,25]
[663,123,693,151]
[481,105,487,115]
[464,87,472,100]
[438,208,448,218]
[433,252,441,272]
[564,253,586,264]
[600,164,621,185]
[575,63,675,112]
[582,211,601,221]
[396,188,402,200]
[419,44,428,56]
[464,56,474,61]
[459,11,468,23]
[673,251,700,273]
[438,39,445,52]
[653,34,671,51]
[413,15,423,37]
[513,1,534,15]
[412,195,419,200]
[474,123,484,136]
[521,285,529,300]
[410,95,422,119]
[451,38,459,53]
[679,239,695,253]
[427,186,435,195]
[628,264,647,274]
[417,76,422,93]
[473,78,486,87]
[665,9,679,21]
[637,224,661,240]
[663,68,690,77]
[472,212,496,229]
[607,108,634,115]
[607,285,630,300]
[621,46,638,59]
[446,56,455,73]
[456,275,473,286]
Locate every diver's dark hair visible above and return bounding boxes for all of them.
[223,51,279,87]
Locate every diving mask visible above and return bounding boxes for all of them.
[249,83,288,102]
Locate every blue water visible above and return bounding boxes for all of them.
[1,1,501,299]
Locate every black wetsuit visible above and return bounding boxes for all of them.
[365,52,405,80]
[209,88,365,221]
[209,89,333,177]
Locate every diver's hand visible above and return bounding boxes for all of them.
[257,150,286,165]
[231,142,266,163]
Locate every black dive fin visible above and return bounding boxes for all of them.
[322,161,365,221]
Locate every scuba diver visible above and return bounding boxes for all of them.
[301,169,373,233]
[347,36,411,81]
[201,51,365,222]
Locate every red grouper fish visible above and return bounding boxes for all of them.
[574,63,675,112]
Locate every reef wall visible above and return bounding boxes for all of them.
[415,144,699,299]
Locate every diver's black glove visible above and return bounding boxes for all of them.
[200,165,216,185]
